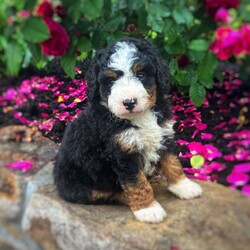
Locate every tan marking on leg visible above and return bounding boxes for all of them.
[91,190,114,202]
[121,171,155,211]
[160,153,185,184]
[113,134,137,154]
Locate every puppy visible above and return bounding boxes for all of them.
[54,37,202,223]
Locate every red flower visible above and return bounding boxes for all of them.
[205,0,240,17]
[209,26,245,60]
[56,5,67,18]
[36,0,54,18]
[178,54,190,68]
[40,19,69,56]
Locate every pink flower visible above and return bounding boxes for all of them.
[40,19,69,56]
[18,10,30,18]
[214,8,231,24]
[209,27,245,60]
[4,160,35,172]
[36,0,54,18]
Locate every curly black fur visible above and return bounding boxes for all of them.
[54,37,179,204]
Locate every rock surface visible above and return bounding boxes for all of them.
[22,180,250,250]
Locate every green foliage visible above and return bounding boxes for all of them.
[21,17,50,43]
[0,0,250,106]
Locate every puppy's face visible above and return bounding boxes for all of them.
[98,42,157,120]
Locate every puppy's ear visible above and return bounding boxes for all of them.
[86,51,103,102]
[154,56,170,96]
[150,47,172,121]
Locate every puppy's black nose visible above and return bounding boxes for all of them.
[123,98,137,111]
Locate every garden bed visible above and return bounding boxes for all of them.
[0,66,249,197]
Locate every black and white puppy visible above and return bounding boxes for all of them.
[54,37,202,223]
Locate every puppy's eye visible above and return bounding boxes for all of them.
[136,72,145,80]
[107,79,115,86]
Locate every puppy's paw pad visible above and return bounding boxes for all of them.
[133,201,167,223]
[168,178,203,199]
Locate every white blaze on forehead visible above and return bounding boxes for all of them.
[108,42,138,74]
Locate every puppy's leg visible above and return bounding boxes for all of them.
[119,170,166,223]
[160,153,203,199]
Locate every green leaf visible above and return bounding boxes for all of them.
[83,0,104,20]
[147,3,170,33]
[61,37,77,79]
[200,78,214,89]
[189,82,206,107]
[147,14,164,33]
[103,16,123,32]
[164,21,178,44]
[169,59,178,76]
[164,37,185,54]
[24,0,37,10]
[77,37,92,53]
[61,53,77,79]
[173,7,193,26]
[188,39,209,51]
[28,43,42,65]
[6,41,24,76]
[21,17,50,43]
[185,66,198,85]
[188,50,205,63]
[190,155,205,169]
[148,3,171,18]
[198,51,218,83]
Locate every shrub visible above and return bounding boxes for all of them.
[0,0,250,106]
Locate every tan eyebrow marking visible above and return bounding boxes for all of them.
[132,63,144,74]
[105,70,117,78]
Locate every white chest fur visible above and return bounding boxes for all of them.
[118,111,175,176]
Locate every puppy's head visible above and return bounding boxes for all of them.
[86,38,169,120]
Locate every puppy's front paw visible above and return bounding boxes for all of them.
[133,201,167,223]
[168,178,203,199]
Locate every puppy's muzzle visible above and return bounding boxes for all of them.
[123,98,137,111]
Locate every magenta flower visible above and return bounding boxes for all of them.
[234,163,250,173]
[201,133,213,140]
[227,171,249,186]
[209,162,226,172]
[205,144,222,160]
[39,119,56,131]
[3,88,16,100]
[4,160,35,172]
[209,26,245,60]
[242,185,250,197]
[177,139,189,146]
[188,142,207,156]
[214,8,232,24]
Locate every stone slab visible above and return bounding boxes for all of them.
[22,181,250,250]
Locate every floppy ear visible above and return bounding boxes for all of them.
[85,51,103,103]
